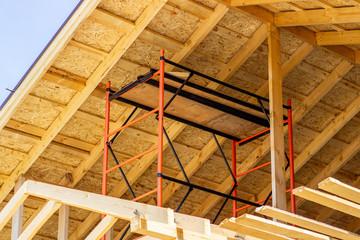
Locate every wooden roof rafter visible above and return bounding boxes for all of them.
[191,59,353,218]
[59,3,232,239]
[0,0,167,205]
[218,2,360,64]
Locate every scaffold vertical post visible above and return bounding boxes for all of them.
[232,140,237,218]
[157,49,165,207]
[102,81,111,240]
[287,99,296,214]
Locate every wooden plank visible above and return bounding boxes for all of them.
[25,180,174,224]
[231,0,300,5]
[233,214,329,240]
[0,0,100,132]
[11,176,25,240]
[84,215,117,240]
[131,217,177,239]
[268,24,286,210]
[0,0,167,205]
[233,5,358,63]
[168,3,229,66]
[257,206,360,240]
[0,183,28,232]
[167,0,214,19]
[316,30,360,45]
[58,205,69,240]
[220,218,293,240]
[319,177,360,205]
[68,40,108,58]
[275,7,360,26]
[293,186,360,218]
[18,200,62,240]
[294,133,360,208]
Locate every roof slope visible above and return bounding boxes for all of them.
[0,0,360,238]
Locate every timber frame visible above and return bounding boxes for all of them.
[0,0,360,239]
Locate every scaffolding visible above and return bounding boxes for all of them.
[103,49,295,238]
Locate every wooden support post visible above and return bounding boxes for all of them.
[11,176,25,239]
[85,215,117,240]
[18,200,62,240]
[268,24,286,210]
[105,227,114,240]
[58,205,69,240]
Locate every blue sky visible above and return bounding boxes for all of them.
[0,0,81,107]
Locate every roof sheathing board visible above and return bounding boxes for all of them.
[1,0,360,238]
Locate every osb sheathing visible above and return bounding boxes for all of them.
[73,18,124,52]
[1,0,360,238]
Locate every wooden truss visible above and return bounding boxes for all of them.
[2,177,359,239]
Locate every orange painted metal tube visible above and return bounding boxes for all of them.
[287,99,296,214]
[106,145,158,174]
[232,140,237,218]
[102,81,111,240]
[235,120,288,146]
[157,49,165,207]
[131,188,158,202]
[236,161,271,178]
[236,189,292,213]
[108,107,159,137]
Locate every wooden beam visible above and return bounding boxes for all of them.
[0,0,100,132]
[258,91,360,201]
[293,133,360,209]
[11,176,25,239]
[231,0,301,6]
[293,186,360,218]
[0,0,167,205]
[268,24,286,210]
[192,60,353,217]
[319,177,360,205]
[316,30,360,45]
[220,217,295,240]
[231,4,358,63]
[168,3,229,66]
[18,200,62,240]
[84,215,118,240]
[131,217,177,239]
[256,206,360,240]
[275,7,360,26]
[58,205,69,240]
[0,183,28,232]
[227,214,329,240]
[167,0,214,19]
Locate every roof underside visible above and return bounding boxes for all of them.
[0,0,360,239]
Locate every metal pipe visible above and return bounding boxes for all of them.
[109,107,138,144]
[107,144,136,198]
[164,127,190,183]
[287,99,296,214]
[232,140,237,218]
[108,107,159,136]
[160,174,260,207]
[213,134,236,183]
[102,81,111,240]
[236,161,271,178]
[157,49,165,207]
[106,145,158,174]
[175,188,193,212]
